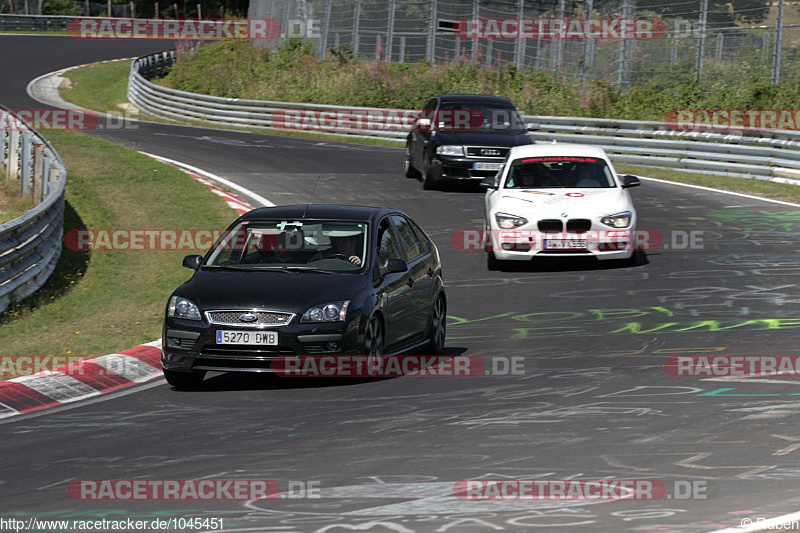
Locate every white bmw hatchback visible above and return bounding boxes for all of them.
[482,143,641,269]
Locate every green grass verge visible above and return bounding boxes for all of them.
[61,59,135,116]
[0,178,36,224]
[60,58,403,147]
[58,56,800,205]
[0,131,237,358]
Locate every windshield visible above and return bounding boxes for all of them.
[437,102,526,132]
[504,156,617,189]
[205,220,369,272]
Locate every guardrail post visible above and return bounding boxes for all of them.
[19,132,33,196]
[715,32,723,62]
[6,128,19,184]
[47,166,61,198]
[32,142,44,201]
[399,35,406,63]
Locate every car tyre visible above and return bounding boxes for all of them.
[428,294,446,355]
[364,315,384,376]
[163,369,206,389]
[422,168,440,190]
[487,250,503,271]
[404,144,421,179]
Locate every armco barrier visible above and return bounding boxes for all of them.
[0,14,74,31]
[0,110,67,313]
[128,50,800,181]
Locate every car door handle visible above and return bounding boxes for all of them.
[427,268,434,277]
[407,278,414,287]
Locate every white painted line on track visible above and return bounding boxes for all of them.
[639,176,800,207]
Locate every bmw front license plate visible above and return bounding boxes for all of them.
[473,162,504,171]
[216,330,278,345]
[545,239,588,250]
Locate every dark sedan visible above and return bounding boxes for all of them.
[404,94,536,189]
[161,205,446,388]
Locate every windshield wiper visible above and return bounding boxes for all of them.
[201,264,251,271]
[278,266,340,273]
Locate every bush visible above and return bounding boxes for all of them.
[157,40,800,120]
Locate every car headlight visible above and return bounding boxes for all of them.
[301,300,349,323]
[601,211,632,228]
[168,296,202,321]
[495,212,529,229]
[436,145,465,156]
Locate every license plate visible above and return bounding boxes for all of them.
[473,162,504,171]
[545,239,588,250]
[216,330,278,345]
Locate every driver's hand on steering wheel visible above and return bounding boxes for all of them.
[349,256,362,265]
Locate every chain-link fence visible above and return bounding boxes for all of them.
[0,0,135,17]
[247,0,799,86]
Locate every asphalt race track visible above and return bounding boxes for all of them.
[2,35,800,532]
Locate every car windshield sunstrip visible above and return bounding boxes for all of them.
[505,156,617,189]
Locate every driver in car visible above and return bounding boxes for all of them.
[310,227,363,266]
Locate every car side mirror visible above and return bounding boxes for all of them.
[621,175,641,188]
[526,122,540,131]
[417,118,432,131]
[382,258,408,275]
[182,254,203,270]
[480,174,499,190]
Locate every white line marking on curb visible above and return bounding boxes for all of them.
[639,176,800,207]
[139,151,274,207]
[711,510,800,532]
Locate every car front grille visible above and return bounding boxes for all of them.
[566,219,592,232]
[465,146,509,158]
[538,219,563,232]
[206,310,294,326]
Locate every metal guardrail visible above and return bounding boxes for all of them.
[128,50,800,181]
[0,14,74,31]
[0,111,67,313]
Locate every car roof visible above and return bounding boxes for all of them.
[508,143,610,160]
[240,204,397,222]
[436,94,515,106]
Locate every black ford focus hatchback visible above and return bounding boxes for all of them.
[162,205,446,388]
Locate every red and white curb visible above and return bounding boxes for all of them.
[0,341,162,418]
[0,154,262,419]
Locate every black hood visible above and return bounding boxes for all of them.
[432,129,533,147]
[176,269,369,314]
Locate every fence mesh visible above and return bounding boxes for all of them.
[247,0,800,86]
